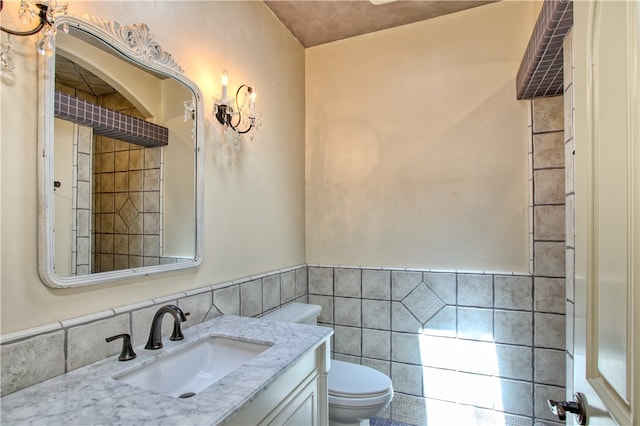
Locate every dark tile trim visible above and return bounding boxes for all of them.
[54,91,169,148]
[516,0,573,100]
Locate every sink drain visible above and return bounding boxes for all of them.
[179,392,196,399]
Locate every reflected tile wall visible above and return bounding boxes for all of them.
[93,136,164,272]
[91,92,167,273]
[73,126,93,275]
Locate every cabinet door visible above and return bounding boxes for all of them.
[225,348,319,426]
[268,377,318,426]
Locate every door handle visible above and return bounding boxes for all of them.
[548,392,587,425]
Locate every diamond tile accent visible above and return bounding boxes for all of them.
[118,198,139,227]
[402,283,444,324]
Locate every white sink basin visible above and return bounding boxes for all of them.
[114,336,272,398]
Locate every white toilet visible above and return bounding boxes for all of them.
[262,303,393,426]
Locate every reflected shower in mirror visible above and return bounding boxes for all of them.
[39,16,203,287]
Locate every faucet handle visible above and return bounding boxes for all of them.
[170,312,190,341]
[105,333,137,361]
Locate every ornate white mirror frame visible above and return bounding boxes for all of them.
[38,14,204,288]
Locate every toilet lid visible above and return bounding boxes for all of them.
[328,360,392,398]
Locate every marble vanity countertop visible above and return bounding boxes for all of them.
[0,315,333,426]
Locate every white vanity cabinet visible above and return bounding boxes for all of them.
[0,316,333,426]
[226,340,330,426]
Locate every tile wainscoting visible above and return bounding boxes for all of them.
[1,264,566,425]
[308,265,566,425]
[2,263,565,426]
[0,266,308,397]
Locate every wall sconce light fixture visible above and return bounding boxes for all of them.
[213,70,262,150]
[183,99,196,138]
[0,0,69,72]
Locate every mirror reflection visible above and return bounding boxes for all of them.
[41,18,202,286]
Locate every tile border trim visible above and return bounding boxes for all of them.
[0,264,307,345]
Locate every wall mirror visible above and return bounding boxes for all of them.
[38,14,204,288]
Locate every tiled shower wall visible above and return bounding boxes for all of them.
[306,97,567,426]
[92,92,165,273]
[0,266,309,397]
[54,83,174,274]
[531,95,567,424]
[72,125,93,275]
[55,82,94,276]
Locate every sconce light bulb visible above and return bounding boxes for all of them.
[249,90,256,115]
[221,70,228,102]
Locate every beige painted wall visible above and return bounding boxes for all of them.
[0,1,305,333]
[305,1,540,272]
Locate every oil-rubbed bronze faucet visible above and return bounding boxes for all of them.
[144,305,189,350]
[105,333,137,361]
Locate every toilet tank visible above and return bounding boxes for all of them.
[261,303,321,325]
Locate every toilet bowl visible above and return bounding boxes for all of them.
[328,358,393,426]
[262,303,393,426]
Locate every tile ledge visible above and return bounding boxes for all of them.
[0,322,63,345]
[228,264,307,285]
[60,310,115,328]
[1,265,307,345]
[212,281,236,291]
[153,292,187,304]
[185,286,214,297]
[113,300,155,314]
[305,264,531,276]
[279,265,304,273]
